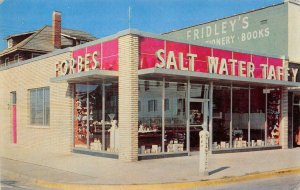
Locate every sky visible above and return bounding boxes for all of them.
[0,0,283,51]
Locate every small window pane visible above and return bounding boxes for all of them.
[29,87,50,126]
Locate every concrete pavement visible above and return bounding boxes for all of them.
[1,147,300,189]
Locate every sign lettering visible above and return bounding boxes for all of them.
[153,48,298,81]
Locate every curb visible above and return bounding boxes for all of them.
[35,167,300,190]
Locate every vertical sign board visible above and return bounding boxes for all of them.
[199,130,209,176]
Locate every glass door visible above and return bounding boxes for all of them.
[189,99,209,151]
[293,94,300,148]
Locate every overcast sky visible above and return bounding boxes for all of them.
[0,0,282,51]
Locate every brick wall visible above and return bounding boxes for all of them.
[280,87,289,149]
[0,52,73,159]
[52,11,61,49]
[118,34,139,162]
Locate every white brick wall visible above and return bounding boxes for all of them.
[0,52,73,159]
[280,87,289,149]
[118,35,139,162]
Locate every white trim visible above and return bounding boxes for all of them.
[138,68,300,87]
[50,70,118,83]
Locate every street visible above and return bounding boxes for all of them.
[186,174,300,190]
[0,176,52,190]
[1,173,299,190]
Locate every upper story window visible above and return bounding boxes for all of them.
[14,54,19,63]
[32,53,42,58]
[80,40,87,44]
[7,39,13,48]
[148,99,158,112]
[5,57,9,66]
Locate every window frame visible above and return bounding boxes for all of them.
[32,53,42,58]
[14,54,19,63]
[148,99,158,112]
[8,39,13,48]
[29,87,50,126]
[5,57,9,66]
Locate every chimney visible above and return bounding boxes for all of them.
[52,11,61,49]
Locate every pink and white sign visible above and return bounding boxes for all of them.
[56,39,118,77]
[139,37,298,81]
[12,105,17,144]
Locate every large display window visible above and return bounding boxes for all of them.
[232,86,249,148]
[250,87,266,147]
[138,79,188,154]
[74,82,119,153]
[165,82,187,152]
[189,83,209,151]
[212,85,230,149]
[212,84,281,150]
[266,89,281,146]
[138,80,163,154]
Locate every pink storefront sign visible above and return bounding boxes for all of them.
[56,39,119,77]
[139,37,287,81]
[72,39,119,71]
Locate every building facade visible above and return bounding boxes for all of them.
[1,1,300,163]
[1,29,299,162]
[164,0,300,149]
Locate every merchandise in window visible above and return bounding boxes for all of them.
[232,86,249,148]
[165,82,187,152]
[138,80,162,154]
[74,82,119,152]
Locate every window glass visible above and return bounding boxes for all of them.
[14,54,19,63]
[267,89,281,146]
[232,86,249,148]
[105,82,119,152]
[190,83,209,151]
[250,87,266,147]
[212,85,230,149]
[74,82,119,152]
[165,82,187,152]
[74,84,88,148]
[88,84,103,151]
[138,80,162,154]
[29,87,50,126]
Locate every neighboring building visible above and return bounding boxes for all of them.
[0,1,300,164]
[164,0,300,148]
[0,11,96,67]
[163,0,300,64]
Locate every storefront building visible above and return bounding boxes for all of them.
[1,29,299,162]
[164,0,300,149]
[1,1,300,162]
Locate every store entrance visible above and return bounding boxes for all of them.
[293,94,300,148]
[189,99,209,151]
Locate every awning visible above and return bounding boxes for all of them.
[50,70,118,83]
[138,68,300,87]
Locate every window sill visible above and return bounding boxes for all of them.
[27,125,50,129]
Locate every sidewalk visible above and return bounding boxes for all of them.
[1,148,300,188]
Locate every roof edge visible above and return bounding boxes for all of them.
[162,2,285,35]
[0,47,71,71]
